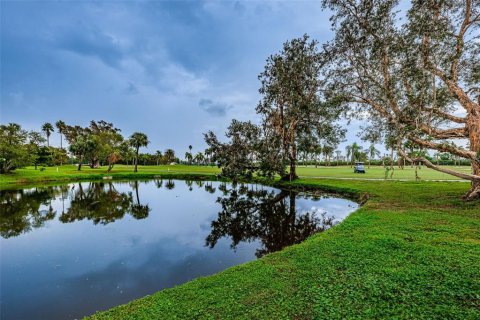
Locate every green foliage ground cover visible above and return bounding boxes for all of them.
[83,177,478,319]
[1,166,478,318]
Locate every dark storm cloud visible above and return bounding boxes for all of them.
[199,99,232,117]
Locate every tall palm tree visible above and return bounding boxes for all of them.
[41,122,54,147]
[129,132,149,172]
[335,150,341,165]
[185,151,193,165]
[367,144,380,168]
[55,120,66,166]
[55,120,66,150]
[155,150,162,166]
[350,142,362,166]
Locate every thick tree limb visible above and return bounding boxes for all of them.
[423,107,467,124]
[407,134,477,160]
[397,148,479,182]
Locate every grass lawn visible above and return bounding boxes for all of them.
[0,164,472,187]
[1,165,479,319]
[296,165,471,180]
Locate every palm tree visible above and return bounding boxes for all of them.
[129,132,149,172]
[41,123,54,147]
[350,142,362,166]
[194,152,204,165]
[164,149,176,164]
[367,144,380,168]
[345,145,352,167]
[55,120,66,149]
[185,151,193,165]
[335,150,341,165]
[155,150,162,166]
[55,120,66,166]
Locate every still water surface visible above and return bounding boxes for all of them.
[0,179,358,319]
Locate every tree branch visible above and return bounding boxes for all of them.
[397,147,479,182]
[423,107,467,123]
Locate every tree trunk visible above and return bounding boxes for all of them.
[77,155,83,171]
[464,107,480,200]
[289,144,298,181]
[60,133,63,166]
[134,147,139,172]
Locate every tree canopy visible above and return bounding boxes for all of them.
[322,0,480,199]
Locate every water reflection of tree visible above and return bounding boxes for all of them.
[59,182,150,224]
[130,181,150,220]
[0,188,58,238]
[206,183,334,258]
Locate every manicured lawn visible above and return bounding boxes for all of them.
[0,164,472,188]
[0,165,220,187]
[83,177,479,319]
[296,165,471,180]
[1,165,478,319]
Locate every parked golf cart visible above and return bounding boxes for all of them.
[354,162,365,173]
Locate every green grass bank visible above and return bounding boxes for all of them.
[1,166,479,319]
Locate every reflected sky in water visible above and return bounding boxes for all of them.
[0,180,358,320]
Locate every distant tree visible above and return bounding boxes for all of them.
[155,150,163,166]
[0,123,32,173]
[55,121,66,149]
[27,131,46,170]
[68,131,95,171]
[41,123,54,147]
[164,149,176,164]
[185,151,193,165]
[335,150,342,165]
[322,144,335,166]
[350,142,362,165]
[55,121,67,165]
[367,144,380,168]
[345,145,352,167]
[119,141,134,166]
[194,152,205,165]
[129,132,149,173]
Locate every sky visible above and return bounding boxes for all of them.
[1,0,373,157]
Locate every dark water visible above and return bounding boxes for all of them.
[0,180,358,320]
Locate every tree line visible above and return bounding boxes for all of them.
[0,121,183,173]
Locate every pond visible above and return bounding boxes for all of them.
[0,179,358,320]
